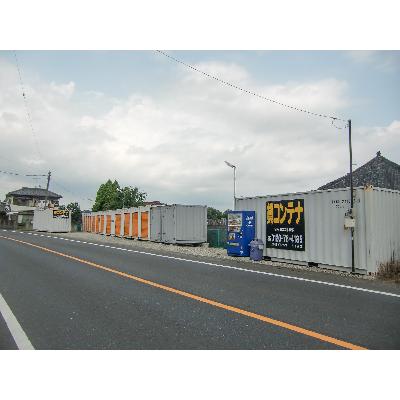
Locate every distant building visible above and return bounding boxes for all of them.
[143,200,165,206]
[5,187,62,211]
[2,187,63,230]
[319,151,400,191]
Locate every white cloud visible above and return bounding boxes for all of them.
[347,50,400,72]
[50,81,75,98]
[0,57,399,211]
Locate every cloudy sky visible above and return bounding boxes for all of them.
[0,50,399,211]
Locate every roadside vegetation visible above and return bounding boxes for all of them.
[377,260,400,283]
[59,202,82,225]
[92,179,146,211]
[207,207,229,221]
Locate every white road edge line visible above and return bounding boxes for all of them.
[7,231,400,299]
[0,291,34,350]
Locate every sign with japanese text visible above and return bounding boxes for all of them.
[53,209,70,219]
[266,199,305,251]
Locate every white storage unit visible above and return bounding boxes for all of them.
[82,204,207,245]
[137,205,150,240]
[33,208,71,233]
[120,208,131,237]
[160,204,207,244]
[82,211,108,234]
[82,212,88,231]
[99,212,106,234]
[235,186,400,274]
[113,209,124,237]
[150,206,163,242]
[130,207,140,238]
[108,210,116,236]
[92,212,99,233]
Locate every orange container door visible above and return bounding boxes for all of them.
[132,212,138,237]
[115,214,121,236]
[124,213,130,236]
[141,211,149,239]
[106,215,111,235]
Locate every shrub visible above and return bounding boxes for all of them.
[377,260,400,283]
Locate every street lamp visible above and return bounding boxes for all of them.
[224,161,236,210]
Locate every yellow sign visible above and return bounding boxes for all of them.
[53,209,70,219]
[266,199,305,251]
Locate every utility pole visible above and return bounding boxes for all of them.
[44,171,51,208]
[233,165,236,210]
[46,171,51,190]
[348,120,355,274]
[224,161,236,210]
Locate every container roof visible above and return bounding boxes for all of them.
[236,185,400,202]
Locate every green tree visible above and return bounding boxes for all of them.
[120,186,147,208]
[92,179,147,211]
[59,202,81,224]
[207,207,223,220]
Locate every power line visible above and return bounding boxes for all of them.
[52,180,92,204]
[331,118,348,130]
[0,167,90,204]
[156,50,347,123]
[13,51,44,161]
[0,169,46,177]
[11,52,88,205]
[0,170,21,176]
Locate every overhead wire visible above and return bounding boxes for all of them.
[11,52,85,204]
[52,180,92,204]
[331,118,348,130]
[155,50,348,123]
[13,51,44,162]
[0,167,91,205]
[0,169,46,177]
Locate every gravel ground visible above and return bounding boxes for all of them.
[53,231,375,281]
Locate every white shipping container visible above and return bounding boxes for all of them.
[235,186,400,274]
[113,209,124,237]
[109,210,116,236]
[138,206,151,240]
[160,205,207,244]
[83,205,207,245]
[33,208,71,233]
[150,206,163,242]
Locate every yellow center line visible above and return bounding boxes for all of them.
[0,235,367,350]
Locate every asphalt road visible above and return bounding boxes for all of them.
[0,230,399,350]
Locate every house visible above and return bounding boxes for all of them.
[5,187,62,211]
[318,151,400,191]
[3,187,62,230]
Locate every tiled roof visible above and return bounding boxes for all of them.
[318,151,400,191]
[143,201,164,206]
[6,187,62,199]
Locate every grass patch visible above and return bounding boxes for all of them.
[377,260,400,283]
